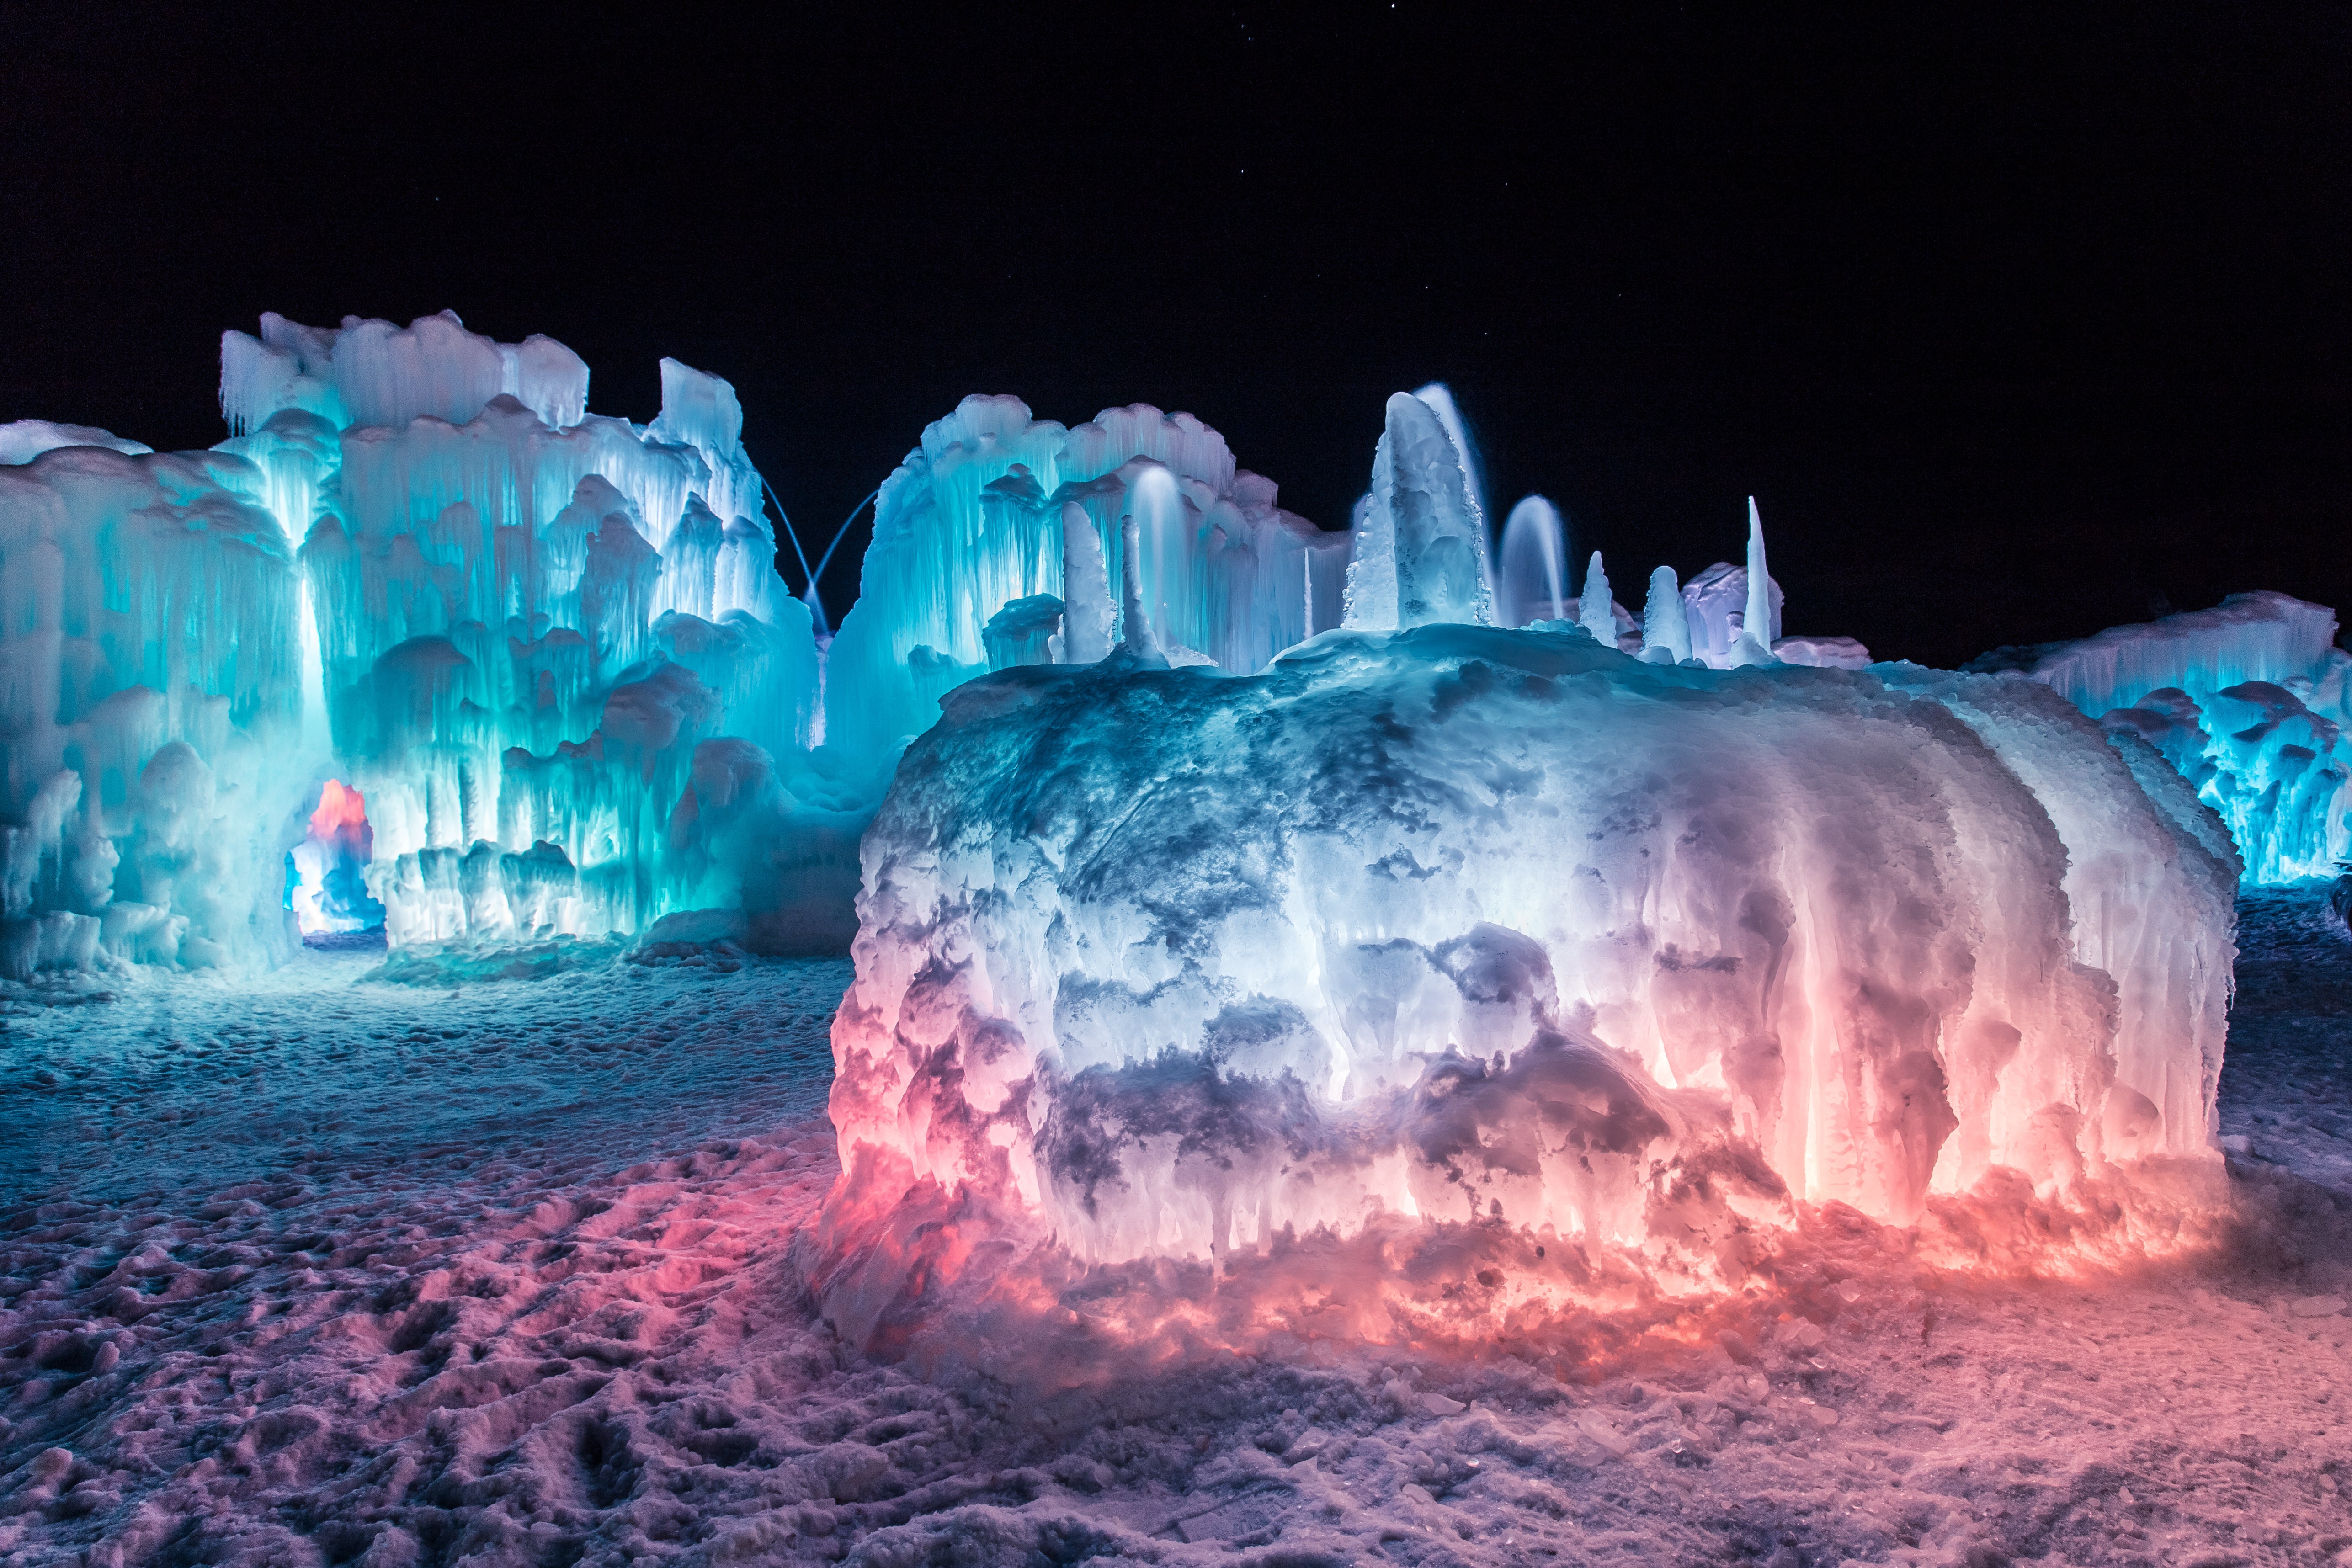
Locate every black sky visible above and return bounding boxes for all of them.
[2,4,2344,669]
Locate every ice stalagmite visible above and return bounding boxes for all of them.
[1642,564,1690,663]
[1368,392,1493,628]
[1578,551,1616,645]
[1735,496,1779,664]
[1116,477,1164,662]
[1056,500,1113,664]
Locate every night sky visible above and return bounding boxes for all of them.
[3,5,2343,670]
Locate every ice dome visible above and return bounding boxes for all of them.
[817,624,2238,1343]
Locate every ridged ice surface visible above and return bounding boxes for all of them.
[825,625,2236,1305]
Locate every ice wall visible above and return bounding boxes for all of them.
[221,313,842,949]
[0,439,306,976]
[1971,592,2351,882]
[3,312,864,972]
[823,399,1348,762]
[824,627,2235,1317]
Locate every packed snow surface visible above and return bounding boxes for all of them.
[819,624,2238,1357]
[3,899,2349,1565]
[1974,591,2352,883]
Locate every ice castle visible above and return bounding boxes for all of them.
[6,309,2344,1297]
[0,311,1909,981]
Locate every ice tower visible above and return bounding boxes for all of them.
[0,434,307,977]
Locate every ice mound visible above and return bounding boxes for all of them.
[1971,591,2351,882]
[818,623,2236,1346]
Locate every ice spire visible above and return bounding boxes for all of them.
[1579,551,1616,646]
[1643,564,1690,663]
[1058,500,1113,663]
[1376,393,1492,627]
[1740,496,1777,662]
[1496,495,1567,627]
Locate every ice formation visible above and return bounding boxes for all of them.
[1972,591,2352,882]
[816,408,2230,1337]
[0,436,307,978]
[1494,495,1568,628]
[0,314,869,973]
[824,399,1349,762]
[821,621,2236,1333]
[0,348,1904,986]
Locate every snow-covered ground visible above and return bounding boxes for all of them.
[4,902,2349,1567]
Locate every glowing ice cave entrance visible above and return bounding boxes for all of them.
[285,779,384,940]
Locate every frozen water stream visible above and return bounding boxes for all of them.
[0,904,2347,1566]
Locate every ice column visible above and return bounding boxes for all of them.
[1578,552,1617,645]
[1643,565,1690,663]
[1495,495,1568,627]
[1057,500,1114,663]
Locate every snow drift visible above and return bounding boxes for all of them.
[818,619,2237,1348]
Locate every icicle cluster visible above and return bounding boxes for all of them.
[1973,591,2352,882]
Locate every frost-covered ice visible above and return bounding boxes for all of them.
[1973,591,2352,883]
[4,904,2350,1565]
